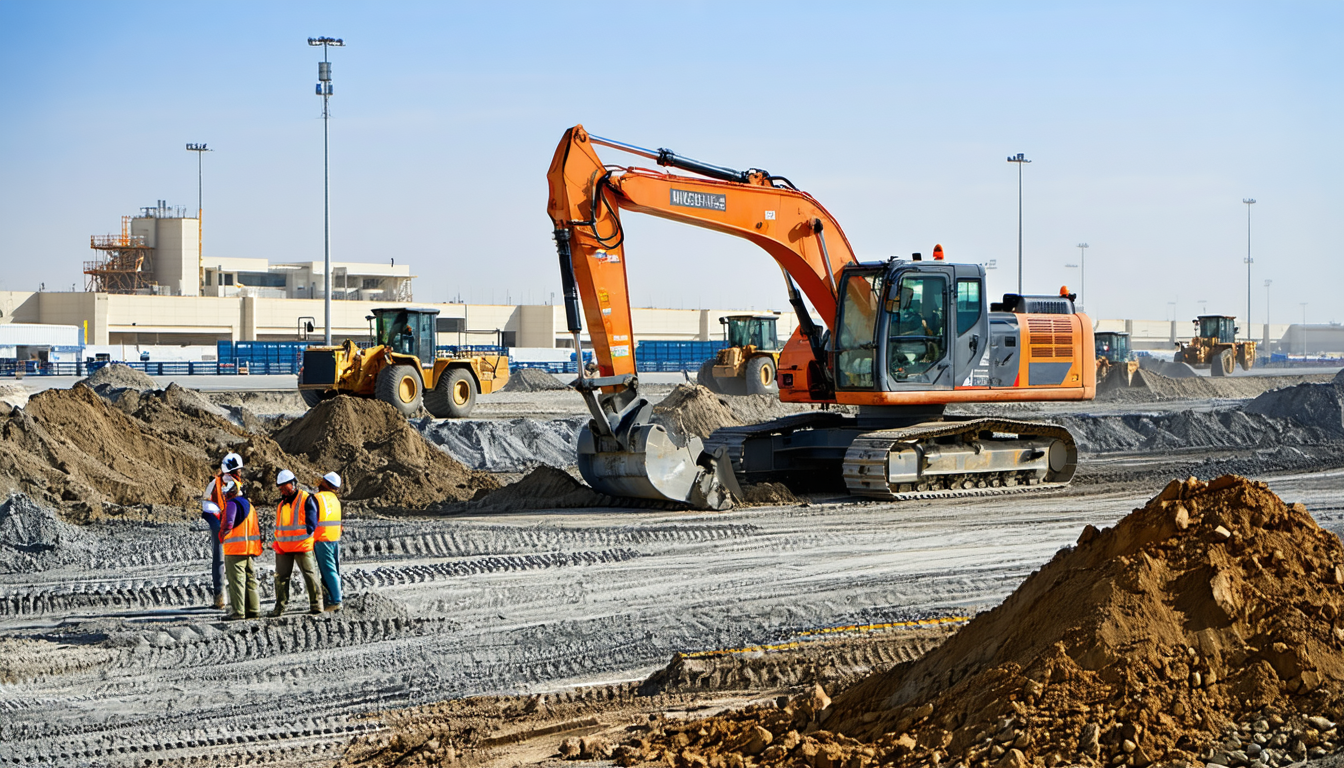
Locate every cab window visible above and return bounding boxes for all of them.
[835,272,885,389]
[886,274,947,380]
[956,279,981,335]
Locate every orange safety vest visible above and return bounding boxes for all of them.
[273,490,315,553]
[314,490,342,542]
[221,498,262,557]
[205,471,242,514]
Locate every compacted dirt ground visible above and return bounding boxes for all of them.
[1,367,1343,767]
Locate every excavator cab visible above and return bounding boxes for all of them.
[834,262,985,391]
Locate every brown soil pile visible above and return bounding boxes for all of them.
[621,476,1344,768]
[452,465,607,513]
[80,363,158,391]
[502,367,571,392]
[653,384,744,440]
[0,384,219,516]
[272,395,499,507]
[738,482,802,506]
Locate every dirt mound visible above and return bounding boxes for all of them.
[738,482,802,506]
[652,384,744,440]
[415,416,584,472]
[624,476,1344,768]
[502,367,571,392]
[0,384,220,516]
[457,466,607,512]
[1060,408,1334,454]
[272,395,499,507]
[80,363,157,391]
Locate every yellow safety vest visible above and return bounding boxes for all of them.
[314,491,342,542]
[273,490,314,553]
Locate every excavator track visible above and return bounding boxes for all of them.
[843,418,1077,500]
[703,414,1077,503]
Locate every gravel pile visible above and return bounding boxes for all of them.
[414,416,585,472]
[0,493,95,574]
[501,368,571,392]
[79,363,157,391]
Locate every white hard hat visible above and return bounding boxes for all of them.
[276,469,296,486]
[221,452,243,474]
[322,471,342,490]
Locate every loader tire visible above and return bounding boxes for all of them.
[425,367,476,419]
[697,360,722,393]
[745,356,778,396]
[299,388,329,409]
[1211,349,1235,377]
[376,364,423,416]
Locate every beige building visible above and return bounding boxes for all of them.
[0,291,797,349]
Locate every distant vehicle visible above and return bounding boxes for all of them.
[698,314,782,396]
[297,306,509,418]
[1094,331,1138,386]
[1174,315,1256,377]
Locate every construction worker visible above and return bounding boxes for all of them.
[218,476,261,620]
[268,469,324,617]
[200,452,244,610]
[312,472,344,612]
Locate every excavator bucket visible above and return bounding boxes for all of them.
[573,374,737,510]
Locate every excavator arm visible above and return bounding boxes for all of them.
[546,125,860,509]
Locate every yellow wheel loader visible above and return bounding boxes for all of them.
[1174,315,1256,377]
[696,314,782,396]
[298,307,509,418]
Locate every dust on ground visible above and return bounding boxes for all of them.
[572,476,1344,768]
[274,395,500,507]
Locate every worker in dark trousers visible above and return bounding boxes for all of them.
[218,477,261,620]
[268,469,323,617]
[201,452,244,610]
[312,472,344,612]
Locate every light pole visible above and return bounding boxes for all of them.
[186,143,211,294]
[1007,153,1031,293]
[310,36,344,345]
[1300,302,1308,355]
[1263,279,1272,347]
[1076,243,1088,310]
[1243,198,1256,342]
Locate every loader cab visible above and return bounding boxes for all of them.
[1195,315,1237,344]
[833,260,987,392]
[370,307,440,369]
[1094,332,1132,364]
[720,314,780,351]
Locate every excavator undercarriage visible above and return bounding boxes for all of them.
[702,411,1076,502]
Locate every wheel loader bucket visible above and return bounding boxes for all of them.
[577,422,734,510]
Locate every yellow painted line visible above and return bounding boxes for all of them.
[684,616,970,659]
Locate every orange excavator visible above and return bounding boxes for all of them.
[547,125,1095,510]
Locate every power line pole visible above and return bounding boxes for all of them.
[309,36,344,345]
[1076,243,1088,310]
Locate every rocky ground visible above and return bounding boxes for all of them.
[1,365,1343,767]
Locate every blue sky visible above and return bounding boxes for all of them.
[1,1,1339,324]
